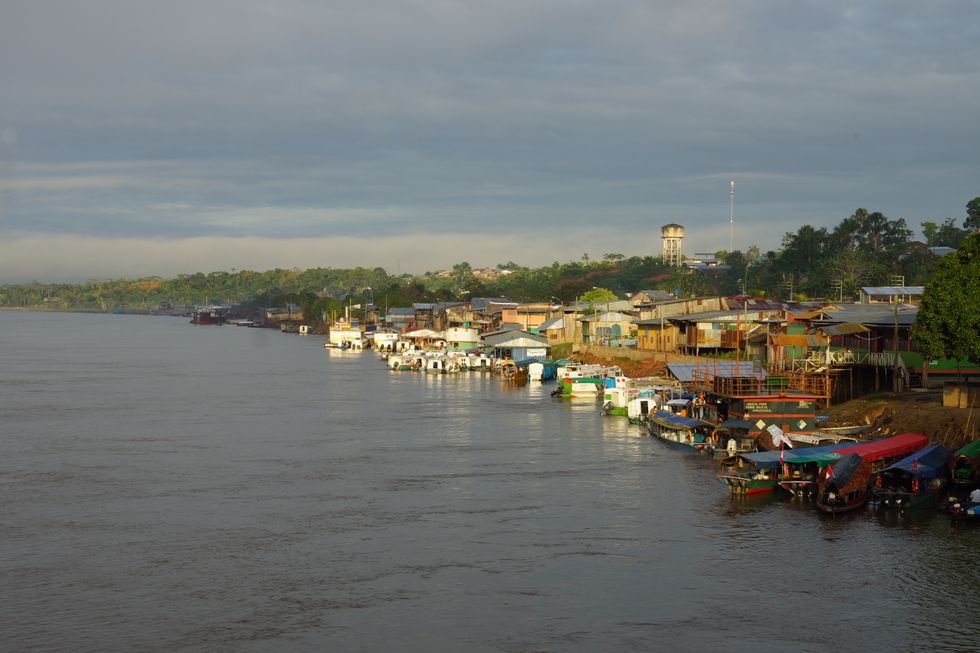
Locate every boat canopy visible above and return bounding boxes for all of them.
[514,357,548,368]
[954,440,980,460]
[878,443,953,480]
[824,453,869,493]
[650,411,712,430]
[735,441,858,471]
[835,433,928,461]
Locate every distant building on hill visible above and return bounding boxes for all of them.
[662,223,684,266]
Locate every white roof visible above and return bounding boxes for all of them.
[403,328,443,339]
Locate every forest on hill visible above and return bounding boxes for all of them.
[2,200,977,324]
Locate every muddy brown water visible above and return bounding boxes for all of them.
[2,312,978,652]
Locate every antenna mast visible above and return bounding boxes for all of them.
[729,180,735,252]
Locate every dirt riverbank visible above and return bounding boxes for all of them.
[575,353,977,448]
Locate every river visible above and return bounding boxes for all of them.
[1,311,977,652]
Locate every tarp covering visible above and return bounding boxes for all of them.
[954,440,980,460]
[835,433,929,461]
[878,443,952,480]
[950,440,980,480]
[823,453,869,494]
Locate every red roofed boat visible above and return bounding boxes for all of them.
[815,433,929,514]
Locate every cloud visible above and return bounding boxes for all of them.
[1,1,979,282]
[0,231,673,283]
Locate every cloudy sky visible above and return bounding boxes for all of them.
[1,1,978,282]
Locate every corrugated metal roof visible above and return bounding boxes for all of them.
[479,325,524,338]
[581,311,635,322]
[811,304,917,325]
[818,323,870,336]
[774,333,828,346]
[668,309,771,323]
[482,331,550,348]
[667,362,766,382]
[537,317,564,330]
[860,286,924,295]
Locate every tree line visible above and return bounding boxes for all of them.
[2,198,977,323]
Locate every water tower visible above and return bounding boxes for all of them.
[661,223,684,266]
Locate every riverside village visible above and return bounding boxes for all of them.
[181,223,980,523]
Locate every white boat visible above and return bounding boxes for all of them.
[626,396,659,423]
[327,320,364,349]
[527,361,545,382]
[371,330,400,352]
[466,353,493,371]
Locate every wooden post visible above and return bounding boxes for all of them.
[892,299,901,393]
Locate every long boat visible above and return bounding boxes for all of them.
[871,443,953,509]
[646,411,716,453]
[718,441,858,496]
[815,433,929,514]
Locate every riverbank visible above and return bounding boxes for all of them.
[820,390,976,449]
[575,351,976,447]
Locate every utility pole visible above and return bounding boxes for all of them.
[893,296,902,393]
[831,279,843,303]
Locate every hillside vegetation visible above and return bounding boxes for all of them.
[3,201,977,325]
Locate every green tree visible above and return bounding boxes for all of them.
[921,218,968,248]
[580,287,617,304]
[900,242,940,286]
[911,233,980,366]
[965,197,980,231]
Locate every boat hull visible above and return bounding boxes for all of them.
[718,474,777,495]
[817,491,870,514]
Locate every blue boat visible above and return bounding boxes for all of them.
[872,443,952,509]
[646,411,716,453]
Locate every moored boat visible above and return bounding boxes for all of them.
[950,499,980,525]
[191,305,228,325]
[626,396,658,423]
[601,386,634,417]
[949,440,980,489]
[718,441,856,497]
[326,319,364,349]
[815,433,929,514]
[872,443,953,509]
[815,453,870,514]
[552,377,604,398]
[646,411,716,452]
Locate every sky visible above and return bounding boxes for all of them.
[1,1,979,283]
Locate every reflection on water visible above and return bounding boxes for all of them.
[1,312,978,653]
